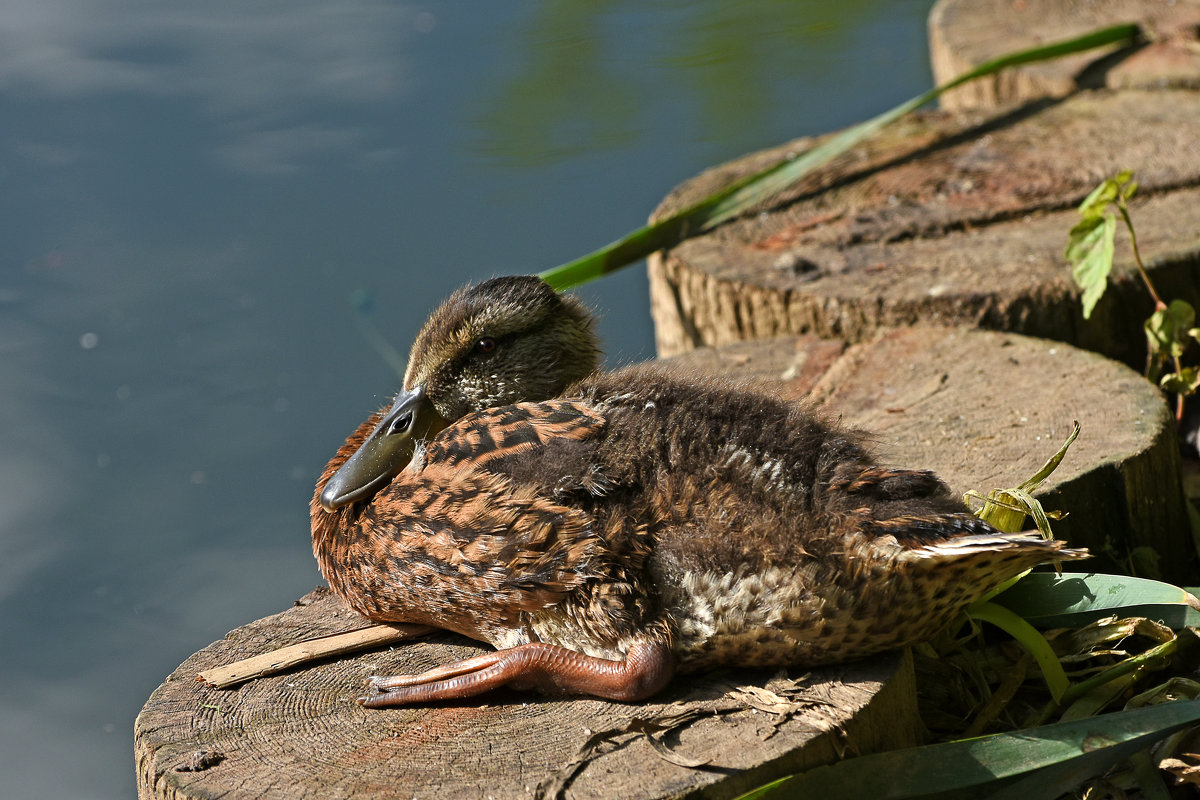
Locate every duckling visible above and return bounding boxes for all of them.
[311,275,1085,707]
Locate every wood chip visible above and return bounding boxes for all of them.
[196,623,431,689]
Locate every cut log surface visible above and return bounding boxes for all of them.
[135,589,917,800]
[136,327,1186,800]
[647,89,1200,366]
[929,0,1200,112]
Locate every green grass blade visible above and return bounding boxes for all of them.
[1016,421,1080,493]
[539,214,697,291]
[699,26,1137,232]
[734,700,1200,800]
[993,572,1200,629]
[540,23,1139,291]
[968,600,1070,703]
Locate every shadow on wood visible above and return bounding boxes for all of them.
[930,0,1200,111]
[647,90,1200,370]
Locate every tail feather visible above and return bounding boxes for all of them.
[899,531,1088,598]
[914,531,1088,562]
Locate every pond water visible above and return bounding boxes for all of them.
[0,1,933,796]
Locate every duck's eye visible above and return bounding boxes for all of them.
[476,337,496,354]
[385,411,413,436]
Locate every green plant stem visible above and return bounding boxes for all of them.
[968,601,1070,703]
[1117,202,1164,310]
[1034,637,1181,725]
[1119,201,1186,421]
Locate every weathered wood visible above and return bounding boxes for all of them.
[135,588,918,800]
[929,0,1200,112]
[667,328,1189,582]
[647,89,1200,367]
[197,622,431,689]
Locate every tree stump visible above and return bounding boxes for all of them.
[646,89,1200,367]
[929,0,1200,112]
[136,326,1187,800]
[135,589,917,800]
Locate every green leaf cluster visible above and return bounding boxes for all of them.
[1064,171,1199,412]
[1147,301,1200,392]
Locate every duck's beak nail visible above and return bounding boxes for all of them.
[319,385,447,512]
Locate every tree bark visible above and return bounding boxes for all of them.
[647,90,1200,369]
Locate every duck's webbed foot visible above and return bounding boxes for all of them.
[358,639,674,707]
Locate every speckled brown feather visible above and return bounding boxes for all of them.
[312,407,621,646]
[420,401,606,471]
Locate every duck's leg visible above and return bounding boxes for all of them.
[359,639,674,707]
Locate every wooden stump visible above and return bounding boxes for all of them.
[135,589,917,800]
[136,327,1187,800]
[929,0,1200,112]
[647,89,1200,367]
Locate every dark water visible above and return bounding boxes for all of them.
[0,2,932,796]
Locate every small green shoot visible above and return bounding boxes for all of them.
[965,421,1079,540]
[1065,171,1198,421]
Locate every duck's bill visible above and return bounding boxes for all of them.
[319,385,448,511]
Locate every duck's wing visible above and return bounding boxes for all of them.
[348,399,612,626]
[419,399,606,472]
[351,400,677,707]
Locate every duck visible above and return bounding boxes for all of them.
[311,275,1086,707]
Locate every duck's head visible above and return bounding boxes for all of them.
[319,275,601,511]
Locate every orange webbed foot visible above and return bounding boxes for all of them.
[358,639,674,707]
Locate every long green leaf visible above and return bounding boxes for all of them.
[993,573,1200,629]
[735,701,1200,800]
[983,717,1179,800]
[540,23,1140,291]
